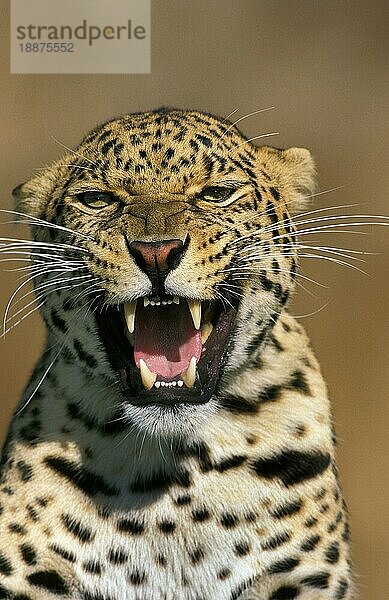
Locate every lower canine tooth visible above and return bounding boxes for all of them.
[182,356,196,388]
[139,359,157,390]
[201,322,213,344]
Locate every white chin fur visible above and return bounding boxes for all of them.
[122,401,218,439]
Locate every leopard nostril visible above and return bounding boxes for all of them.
[128,239,186,277]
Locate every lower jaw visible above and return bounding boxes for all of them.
[96,302,237,407]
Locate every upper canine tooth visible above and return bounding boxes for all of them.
[187,299,201,330]
[182,356,196,388]
[139,359,157,390]
[173,297,180,305]
[124,300,137,334]
[143,297,150,307]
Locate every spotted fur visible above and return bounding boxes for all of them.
[0,109,352,598]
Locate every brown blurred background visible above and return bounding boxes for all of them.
[0,1,388,597]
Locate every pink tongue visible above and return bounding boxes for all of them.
[134,302,202,379]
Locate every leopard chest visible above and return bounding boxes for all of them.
[47,490,262,599]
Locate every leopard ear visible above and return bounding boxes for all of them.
[12,180,36,219]
[12,164,61,219]
[256,146,317,214]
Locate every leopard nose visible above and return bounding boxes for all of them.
[128,238,186,278]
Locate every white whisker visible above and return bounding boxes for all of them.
[17,272,91,306]
[228,214,389,249]
[220,263,327,288]
[221,107,275,138]
[1,298,46,337]
[303,185,347,201]
[294,214,389,230]
[223,108,239,121]
[238,243,369,263]
[213,288,235,310]
[291,299,333,320]
[273,221,388,242]
[7,279,92,325]
[298,253,369,275]
[56,164,96,173]
[3,270,50,332]
[296,200,357,219]
[16,345,64,416]
[3,265,91,332]
[0,225,91,252]
[0,209,94,242]
[71,284,105,312]
[233,132,279,150]
[49,134,98,167]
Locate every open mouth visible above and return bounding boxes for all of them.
[96,296,237,406]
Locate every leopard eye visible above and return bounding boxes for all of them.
[76,191,116,209]
[198,186,232,202]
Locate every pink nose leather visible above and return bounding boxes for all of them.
[129,239,183,272]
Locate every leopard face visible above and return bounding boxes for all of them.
[14,108,316,436]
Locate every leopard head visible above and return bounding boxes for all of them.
[13,109,316,436]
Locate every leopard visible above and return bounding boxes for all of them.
[0,108,353,599]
